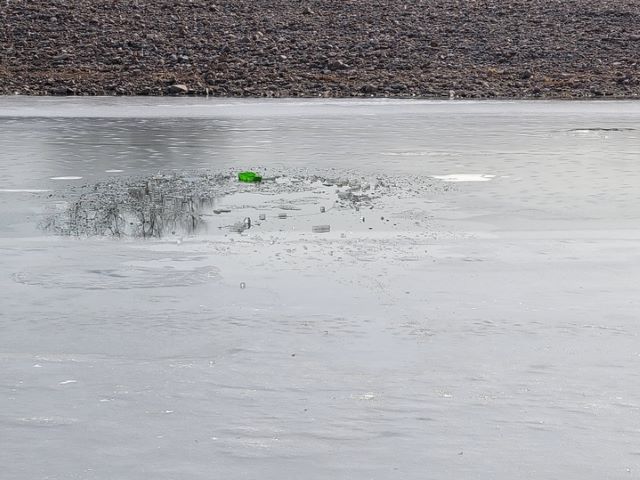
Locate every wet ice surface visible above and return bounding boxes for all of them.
[1,99,640,479]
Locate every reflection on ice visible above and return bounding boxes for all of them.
[42,173,227,238]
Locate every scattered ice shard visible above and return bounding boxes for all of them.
[312,225,330,233]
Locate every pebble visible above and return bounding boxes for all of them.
[167,84,188,94]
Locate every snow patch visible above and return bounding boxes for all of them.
[431,174,495,182]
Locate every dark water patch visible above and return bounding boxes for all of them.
[41,172,231,238]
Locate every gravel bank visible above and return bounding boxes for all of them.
[2,0,640,98]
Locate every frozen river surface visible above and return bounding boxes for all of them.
[1,98,640,479]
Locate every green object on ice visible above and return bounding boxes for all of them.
[238,171,262,183]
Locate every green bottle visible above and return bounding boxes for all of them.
[238,171,262,183]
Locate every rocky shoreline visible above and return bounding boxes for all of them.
[2,0,640,98]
